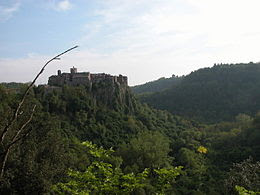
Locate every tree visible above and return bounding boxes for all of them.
[52,141,182,195]
[235,186,260,195]
[225,157,260,194]
[0,46,78,180]
[117,130,173,172]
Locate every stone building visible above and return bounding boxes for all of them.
[48,67,128,87]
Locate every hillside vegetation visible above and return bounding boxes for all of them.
[0,65,259,194]
[131,75,183,94]
[138,63,260,123]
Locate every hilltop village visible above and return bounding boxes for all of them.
[48,67,128,87]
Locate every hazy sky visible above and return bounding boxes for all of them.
[1,0,260,86]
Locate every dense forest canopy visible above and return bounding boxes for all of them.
[136,63,260,123]
[0,63,259,194]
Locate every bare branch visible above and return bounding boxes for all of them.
[7,127,32,150]
[0,149,10,179]
[9,105,36,147]
[0,46,78,179]
[0,105,35,178]
[0,46,78,144]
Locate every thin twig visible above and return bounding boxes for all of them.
[9,105,36,148]
[0,45,78,179]
[0,149,10,179]
[0,46,78,144]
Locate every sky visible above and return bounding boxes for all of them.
[1,0,260,86]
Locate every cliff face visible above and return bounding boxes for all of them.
[91,80,134,113]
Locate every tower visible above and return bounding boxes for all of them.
[70,66,77,74]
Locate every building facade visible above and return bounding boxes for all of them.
[48,67,128,87]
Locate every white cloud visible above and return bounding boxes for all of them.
[2,0,260,86]
[76,0,260,84]
[56,0,72,11]
[0,1,20,22]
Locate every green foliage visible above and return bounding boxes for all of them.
[52,141,182,194]
[225,157,260,194]
[139,63,260,123]
[152,167,183,194]
[117,131,173,172]
[235,186,260,195]
[0,82,25,89]
[1,79,259,194]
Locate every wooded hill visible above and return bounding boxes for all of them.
[135,63,260,123]
[132,75,183,94]
[0,64,259,194]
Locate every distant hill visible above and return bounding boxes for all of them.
[138,63,260,123]
[0,82,25,89]
[131,75,183,94]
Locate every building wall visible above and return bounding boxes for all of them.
[48,68,128,87]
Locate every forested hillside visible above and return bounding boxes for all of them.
[0,82,25,89]
[0,82,259,194]
[131,75,183,94]
[138,63,260,123]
